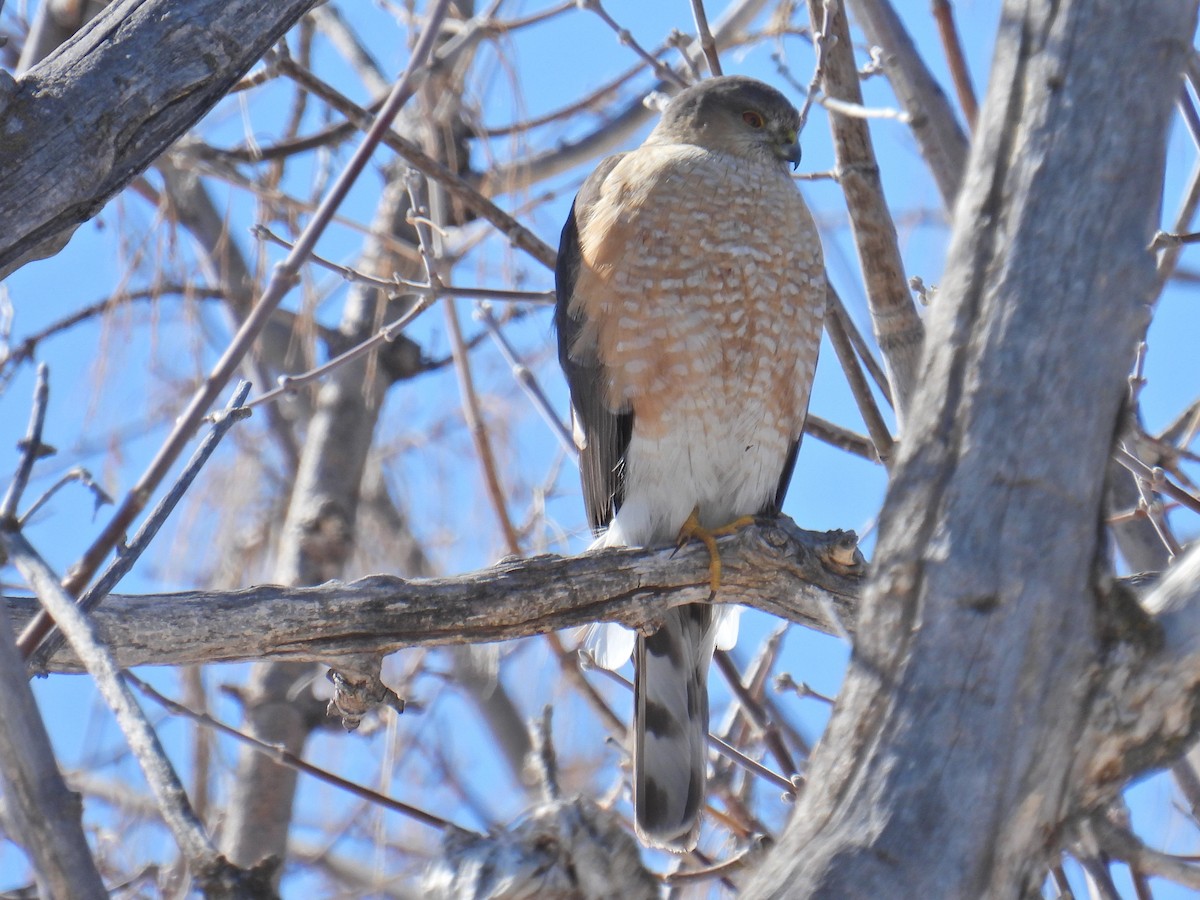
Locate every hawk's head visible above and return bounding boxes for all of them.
[650,75,803,169]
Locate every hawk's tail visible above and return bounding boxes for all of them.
[633,603,715,852]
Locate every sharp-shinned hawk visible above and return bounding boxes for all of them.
[555,75,825,851]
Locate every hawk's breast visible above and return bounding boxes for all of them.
[575,143,825,546]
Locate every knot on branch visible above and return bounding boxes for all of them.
[325,666,406,732]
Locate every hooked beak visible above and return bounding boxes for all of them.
[775,130,802,170]
[783,140,802,170]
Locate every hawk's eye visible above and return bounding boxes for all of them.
[742,110,765,129]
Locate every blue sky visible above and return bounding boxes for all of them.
[1,1,1198,896]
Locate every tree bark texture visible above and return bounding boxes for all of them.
[0,0,320,278]
[748,1,1199,897]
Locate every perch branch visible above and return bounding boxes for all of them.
[11,519,864,672]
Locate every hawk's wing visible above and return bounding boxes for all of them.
[769,435,804,516]
[555,154,633,533]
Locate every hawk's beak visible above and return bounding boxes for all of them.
[783,141,802,170]
[776,131,802,170]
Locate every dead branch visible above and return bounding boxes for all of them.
[845,0,969,207]
[8,519,864,672]
[806,0,924,424]
[0,0,322,278]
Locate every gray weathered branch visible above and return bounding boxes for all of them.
[749,1,1200,896]
[1082,545,1200,802]
[12,521,863,673]
[807,0,924,426]
[845,0,969,208]
[0,0,321,278]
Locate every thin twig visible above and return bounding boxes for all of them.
[252,223,553,304]
[268,54,557,268]
[309,4,390,96]
[727,625,812,757]
[408,156,524,557]
[819,95,910,122]
[1150,229,1200,249]
[663,842,759,884]
[490,0,576,33]
[444,298,522,553]
[804,414,878,462]
[579,0,689,89]
[19,467,112,527]
[557,637,627,738]
[708,732,796,795]
[587,661,796,794]
[1117,445,1200,516]
[26,383,252,670]
[236,300,436,416]
[824,291,895,463]
[931,0,978,129]
[474,302,576,457]
[796,0,834,132]
[482,58,647,137]
[1181,78,1200,151]
[774,672,836,705]
[124,671,462,833]
[713,650,798,777]
[0,285,226,378]
[827,287,893,404]
[1132,471,1183,562]
[0,364,50,523]
[689,0,723,75]
[1091,816,1200,890]
[1154,88,1200,292]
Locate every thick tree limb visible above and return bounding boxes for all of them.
[0,0,321,278]
[7,521,863,672]
[749,1,1200,897]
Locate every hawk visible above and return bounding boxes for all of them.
[555,76,825,851]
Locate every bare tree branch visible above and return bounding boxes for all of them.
[8,520,864,672]
[17,0,455,662]
[0,0,322,278]
[751,1,1200,894]
[0,369,107,900]
[845,0,969,207]
[807,0,924,426]
[2,531,261,895]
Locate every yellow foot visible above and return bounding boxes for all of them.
[675,507,757,596]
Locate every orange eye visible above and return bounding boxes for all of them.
[742,110,765,129]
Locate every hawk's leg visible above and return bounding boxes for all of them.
[675,506,757,595]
